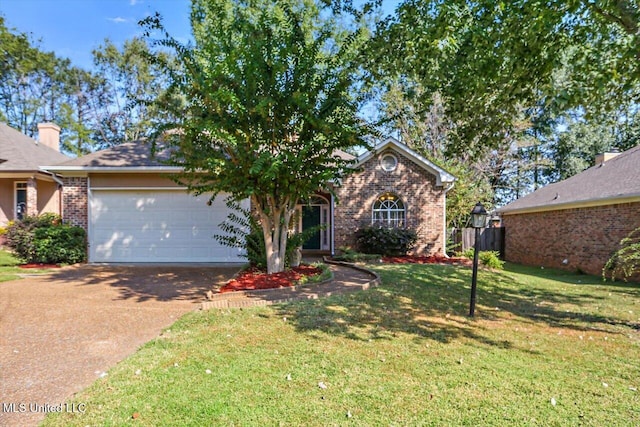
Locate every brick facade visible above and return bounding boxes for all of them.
[333,149,446,255]
[61,177,88,230]
[502,202,640,276]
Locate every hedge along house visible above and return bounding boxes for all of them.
[0,123,69,227]
[43,137,455,263]
[497,144,640,276]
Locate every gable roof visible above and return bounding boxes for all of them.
[0,122,70,172]
[498,144,640,215]
[356,137,456,187]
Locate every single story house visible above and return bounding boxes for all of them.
[42,136,455,263]
[0,123,69,226]
[497,145,640,276]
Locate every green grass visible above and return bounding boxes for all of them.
[0,249,52,281]
[43,263,639,426]
[0,249,25,281]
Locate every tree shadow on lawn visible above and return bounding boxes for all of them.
[276,264,526,351]
[497,263,640,332]
[504,262,640,298]
[275,263,639,349]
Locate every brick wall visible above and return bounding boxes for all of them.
[502,202,640,276]
[333,149,446,255]
[61,177,88,230]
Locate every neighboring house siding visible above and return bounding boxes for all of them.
[0,179,14,225]
[62,177,88,230]
[36,180,61,214]
[502,202,640,276]
[334,149,446,255]
[0,178,61,226]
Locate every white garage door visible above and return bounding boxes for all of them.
[89,190,248,263]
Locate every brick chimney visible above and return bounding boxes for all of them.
[37,122,61,152]
[595,150,620,164]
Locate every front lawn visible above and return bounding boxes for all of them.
[0,249,51,281]
[43,263,639,426]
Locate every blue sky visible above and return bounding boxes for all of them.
[1,0,193,70]
[1,0,400,71]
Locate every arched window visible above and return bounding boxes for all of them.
[372,192,405,227]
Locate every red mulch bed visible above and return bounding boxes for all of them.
[382,255,472,266]
[19,263,62,269]
[219,264,322,293]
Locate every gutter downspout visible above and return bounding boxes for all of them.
[330,192,335,256]
[443,181,456,257]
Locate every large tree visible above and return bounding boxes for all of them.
[0,16,71,136]
[91,37,175,147]
[371,0,640,158]
[141,0,372,273]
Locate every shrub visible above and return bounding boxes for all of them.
[332,246,382,263]
[216,199,267,269]
[33,226,87,264]
[460,248,505,270]
[4,214,86,264]
[603,227,640,282]
[355,226,417,256]
[479,250,505,270]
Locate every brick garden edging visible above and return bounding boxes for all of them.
[201,259,381,310]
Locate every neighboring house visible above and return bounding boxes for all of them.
[497,145,640,276]
[43,137,455,263]
[0,123,69,226]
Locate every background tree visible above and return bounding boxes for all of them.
[0,16,70,136]
[0,16,175,155]
[91,37,174,147]
[142,0,372,273]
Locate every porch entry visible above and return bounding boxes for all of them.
[297,195,330,251]
[15,182,27,220]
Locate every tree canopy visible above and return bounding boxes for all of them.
[141,0,372,272]
[366,0,640,214]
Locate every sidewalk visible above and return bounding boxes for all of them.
[201,259,381,309]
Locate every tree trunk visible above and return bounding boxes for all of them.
[253,195,296,274]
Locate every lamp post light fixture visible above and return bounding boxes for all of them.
[469,202,488,317]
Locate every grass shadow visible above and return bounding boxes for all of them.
[276,264,533,352]
[276,262,640,350]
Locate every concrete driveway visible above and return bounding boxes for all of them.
[0,264,239,427]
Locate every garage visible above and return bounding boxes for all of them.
[89,189,247,263]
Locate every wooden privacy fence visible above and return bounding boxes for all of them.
[449,227,505,257]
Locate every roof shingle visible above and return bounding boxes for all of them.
[0,123,70,171]
[55,141,169,167]
[498,144,640,214]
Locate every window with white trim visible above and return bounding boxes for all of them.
[372,192,405,227]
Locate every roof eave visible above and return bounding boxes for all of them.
[0,170,58,179]
[40,166,183,176]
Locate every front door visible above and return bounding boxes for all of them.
[301,205,321,250]
[15,182,27,220]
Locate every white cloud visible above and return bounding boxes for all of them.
[107,17,129,24]
[130,0,142,5]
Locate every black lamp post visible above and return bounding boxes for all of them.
[469,202,488,317]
